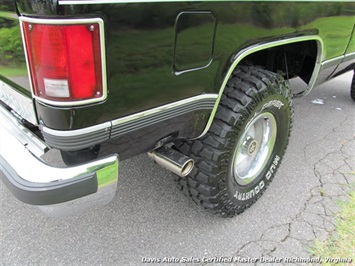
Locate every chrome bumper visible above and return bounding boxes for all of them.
[0,104,119,217]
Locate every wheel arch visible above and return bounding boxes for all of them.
[239,40,320,87]
[198,36,323,139]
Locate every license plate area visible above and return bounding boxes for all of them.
[0,79,37,125]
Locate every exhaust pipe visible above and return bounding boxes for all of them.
[148,146,194,177]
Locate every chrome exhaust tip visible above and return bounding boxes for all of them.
[148,146,194,177]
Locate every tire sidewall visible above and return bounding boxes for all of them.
[226,92,291,206]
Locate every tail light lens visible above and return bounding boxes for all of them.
[20,18,106,106]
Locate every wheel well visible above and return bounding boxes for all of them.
[240,40,318,84]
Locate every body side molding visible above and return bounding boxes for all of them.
[42,94,217,150]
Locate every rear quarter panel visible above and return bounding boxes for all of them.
[3,1,355,132]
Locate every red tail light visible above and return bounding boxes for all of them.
[20,18,106,106]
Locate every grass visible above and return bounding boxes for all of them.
[0,11,17,20]
[311,180,355,265]
[0,66,27,77]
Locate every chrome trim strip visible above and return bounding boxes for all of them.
[197,36,324,139]
[111,94,217,127]
[42,121,111,137]
[19,17,107,107]
[41,121,111,151]
[174,59,213,76]
[0,80,37,125]
[343,51,355,62]
[59,0,355,5]
[58,0,232,4]
[111,94,217,138]
[320,55,344,69]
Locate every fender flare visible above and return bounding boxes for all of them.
[197,35,324,139]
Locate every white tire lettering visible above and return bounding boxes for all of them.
[262,100,284,110]
[266,155,280,180]
[234,155,280,201]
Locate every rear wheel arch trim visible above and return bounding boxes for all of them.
[197,35,324,139]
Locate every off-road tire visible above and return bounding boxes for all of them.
[175,66,293,217]
[351,70,355,101]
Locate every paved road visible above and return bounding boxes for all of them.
[1,72,354,265]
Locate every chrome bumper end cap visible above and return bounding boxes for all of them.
[0,104,119,217]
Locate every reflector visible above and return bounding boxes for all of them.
[21,18,105,105]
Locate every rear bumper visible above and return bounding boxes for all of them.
[0,104,119,216]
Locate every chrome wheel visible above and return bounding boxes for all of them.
[233,112,277,185]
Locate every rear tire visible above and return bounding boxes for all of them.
[175,66,293,217]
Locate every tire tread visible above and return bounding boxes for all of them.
[175,66,293,217]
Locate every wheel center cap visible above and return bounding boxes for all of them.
[248,140,258,155]
[242,137,258,156]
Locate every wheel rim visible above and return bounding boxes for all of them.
[233,112,277,186]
